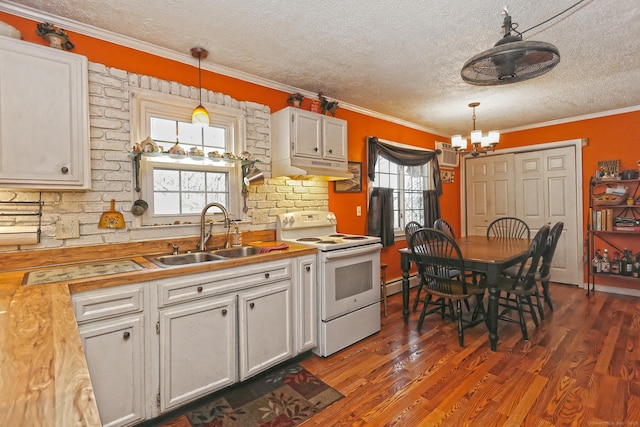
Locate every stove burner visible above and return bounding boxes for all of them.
[318,240,338,244]
[329,234,346,238]
[297,237,321,242]
[343,236,367,240]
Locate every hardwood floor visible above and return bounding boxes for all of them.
[299,283,640,426]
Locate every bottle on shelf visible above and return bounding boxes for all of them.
[592,249,602,274]
[611,252,621,275]
[601,249,610,273]
[622,249,633,276]
[634,253,640,278]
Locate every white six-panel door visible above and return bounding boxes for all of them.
[514,146,579,284]
[465,153,516,235]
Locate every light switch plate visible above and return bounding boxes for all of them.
[356,206,362,216]
[56,220,80,239]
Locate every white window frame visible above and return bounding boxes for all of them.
[130,88,246,227]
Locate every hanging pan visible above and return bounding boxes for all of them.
[98,199,125,229]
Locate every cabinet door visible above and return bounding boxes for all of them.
[296,256,317,353]
[238,281,293,380]
[322,116,347,161]
[158,295,236,413]
[78,314,145,427]
[291,109,322,158]
[0,37,89,189]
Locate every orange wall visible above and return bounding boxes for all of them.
[4,12,638,284]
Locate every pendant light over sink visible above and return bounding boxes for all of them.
[190,47,209,126]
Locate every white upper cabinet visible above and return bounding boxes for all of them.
[271,107,349,178]
[0,37,89,189]
[289,108,347,161]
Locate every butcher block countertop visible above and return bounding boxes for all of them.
[0,233,315,426]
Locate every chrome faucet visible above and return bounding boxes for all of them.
[199,202,231,250]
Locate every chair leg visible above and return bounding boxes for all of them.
[541,279,554,311]
[535,289,545,321]
[456,299,464,347]
[526,295,539,327]
[418,293,433,330]
[515,295,529,341]
[412,280,424,312]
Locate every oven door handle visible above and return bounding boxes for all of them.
[323,244,382,260]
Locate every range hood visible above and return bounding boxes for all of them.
[271,157,352,181]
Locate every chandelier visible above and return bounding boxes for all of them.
[451,102,499,156]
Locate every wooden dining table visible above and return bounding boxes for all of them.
[399,235,531,351]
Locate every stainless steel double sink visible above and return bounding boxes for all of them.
[147,246,260,267]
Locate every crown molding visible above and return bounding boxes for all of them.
[501,104,640,134]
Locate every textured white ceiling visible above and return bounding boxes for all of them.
[4,0,640,137]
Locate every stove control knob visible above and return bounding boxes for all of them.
[282,217,289,227]
[289,217,295,226]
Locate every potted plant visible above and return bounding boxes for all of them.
[286,92,305,108]
[35,22,74,51]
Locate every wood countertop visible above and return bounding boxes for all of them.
[0,237,316,426]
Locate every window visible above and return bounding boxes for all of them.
[131,89,245,226]
[374,156,431,230]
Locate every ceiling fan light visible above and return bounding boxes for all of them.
[461,10,561,86]
[192,104,209,126]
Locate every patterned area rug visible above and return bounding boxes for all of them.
[155,363,343,427]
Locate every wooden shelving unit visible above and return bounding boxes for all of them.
[587,177,640,294]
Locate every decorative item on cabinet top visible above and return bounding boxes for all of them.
[0,20,21,39]
[286,92,305,108]
[318,93,339,116]
[35,22,74,51]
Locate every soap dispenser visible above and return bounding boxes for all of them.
[231,221,242,247]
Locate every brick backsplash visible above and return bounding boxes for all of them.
[0,62,328,253]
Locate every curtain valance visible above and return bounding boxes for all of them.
[367,136,442,195]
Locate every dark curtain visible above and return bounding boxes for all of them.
[423,190,441,228]
[367,136,442,195]
[367,187,395,247]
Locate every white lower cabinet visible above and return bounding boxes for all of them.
[158,294,236,413]
[73,255,316,426]
[73,283,147,427]
[238,281,293,380]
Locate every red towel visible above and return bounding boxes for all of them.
[257,243,289,254]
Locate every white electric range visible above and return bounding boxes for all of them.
[277,211,382,356]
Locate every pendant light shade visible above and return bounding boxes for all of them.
[190,47,209,126]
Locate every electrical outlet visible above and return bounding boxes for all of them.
[356,206,362,217]
[56,220,80,239]
[252,211,268,223]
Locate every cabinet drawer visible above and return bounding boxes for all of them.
[157,260,292,307]
[73,283,145,323]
